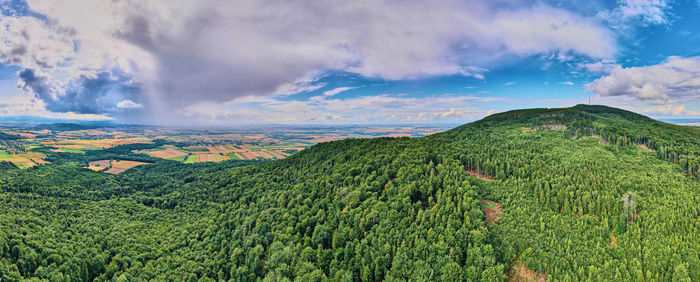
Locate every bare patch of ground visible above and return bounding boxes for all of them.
[145,148,187,159]
[543,124,567,131]
[509,259,546,282]
[587,135,610,145]
[608,233,618,247]
[482,200,503,226]
[466,169,495,181]
[637,144,655,152]
[104,160,150,174]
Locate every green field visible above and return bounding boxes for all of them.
[168,155,187,162]
[214,154,223,162]
[183,155,197,164]
[58,148,85,154]
[226,152,240,160]
[0,150,11,158]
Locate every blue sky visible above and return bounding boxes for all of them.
[1,0,700,125]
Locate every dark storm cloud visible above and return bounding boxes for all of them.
[17,68,141,114]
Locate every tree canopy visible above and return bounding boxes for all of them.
[0,104,698,281]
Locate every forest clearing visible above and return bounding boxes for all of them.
[84,159,150,174]
[482,200,503,225]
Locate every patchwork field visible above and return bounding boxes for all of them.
[43,138,152,150]
[133,143,307,163]
[2,123,455,167]
[0,151,49,168]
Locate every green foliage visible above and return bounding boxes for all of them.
[184,155,197,164]
[57,148,85,154]
[0,105,698,281]
[167,155,187,162]
[0,132,22,140]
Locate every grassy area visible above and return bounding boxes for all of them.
[226,153,240,160]
[0,150,11,158]
[59,148,86,154]
[183,155,197,164]
[214,154,223,162]
[168,155,187,162]
[84,147,104,150]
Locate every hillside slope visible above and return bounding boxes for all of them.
[0,105,698,281]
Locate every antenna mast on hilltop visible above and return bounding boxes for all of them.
[588,94,591,105]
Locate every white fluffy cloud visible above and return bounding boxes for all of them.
[587,56,700,104]
[116,99,143,109]
[0,0,617,122]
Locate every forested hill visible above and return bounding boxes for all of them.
[1,105,698,281]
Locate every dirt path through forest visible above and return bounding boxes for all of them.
[466,169,495,181]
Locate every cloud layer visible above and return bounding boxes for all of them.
[181,93,505,125]
[0,0,618,122]
[587,56,700,104]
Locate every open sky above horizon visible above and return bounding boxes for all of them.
[1,0,699,125]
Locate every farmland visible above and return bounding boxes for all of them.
[0,150,49,168]
[0,123,455,167]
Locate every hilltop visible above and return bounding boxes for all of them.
[0,105,698,281]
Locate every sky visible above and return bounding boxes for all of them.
[0,0,699,125]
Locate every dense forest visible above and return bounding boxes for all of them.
[0,105,698,281]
